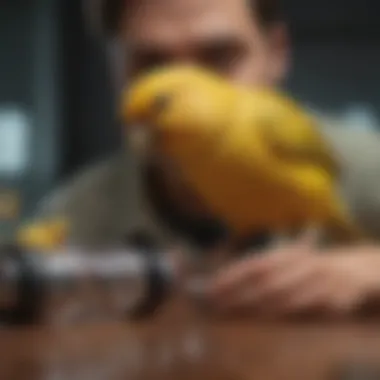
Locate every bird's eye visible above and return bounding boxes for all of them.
[151,93,171,115]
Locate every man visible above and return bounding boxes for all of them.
[38,0,380,317]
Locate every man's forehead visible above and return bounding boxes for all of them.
[122,0,253,46]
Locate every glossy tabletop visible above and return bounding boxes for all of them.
[2,298,380,380]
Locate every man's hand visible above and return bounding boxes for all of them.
[202,239,380,318]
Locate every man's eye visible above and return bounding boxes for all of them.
[131,54,168,74]
[201,45,245,71]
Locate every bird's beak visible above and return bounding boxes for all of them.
[120,86,155,156]
[120,85,146,126]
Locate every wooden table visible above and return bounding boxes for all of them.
[1,299,380,380]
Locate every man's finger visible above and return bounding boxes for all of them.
[208,243,313,298]
[270,279,331,316]
[213,259,319,311]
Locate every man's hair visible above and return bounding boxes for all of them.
[86,0,284,38]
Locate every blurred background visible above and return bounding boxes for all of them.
[0,0,379,239]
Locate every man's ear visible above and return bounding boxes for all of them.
[267,22,291,84]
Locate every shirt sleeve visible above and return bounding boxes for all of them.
[31,153,176,250]
[318,117,380,240]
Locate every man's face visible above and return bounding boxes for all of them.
[120,0,289,87]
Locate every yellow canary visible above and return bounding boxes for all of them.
[16,218,69,252]
[122,64,365,245]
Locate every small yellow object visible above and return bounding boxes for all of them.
[122,65,365,244]
[16,218,69,252]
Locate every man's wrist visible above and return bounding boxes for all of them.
[358,248,380,310]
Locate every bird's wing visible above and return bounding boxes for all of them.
[259,106,341,178]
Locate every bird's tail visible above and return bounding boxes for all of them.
[326,199,369,245]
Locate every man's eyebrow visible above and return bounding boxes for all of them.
[127,42,170,57]
[196,35,246,51]
[127,34,244,54]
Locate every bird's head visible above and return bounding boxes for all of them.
[121,65,234,159]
